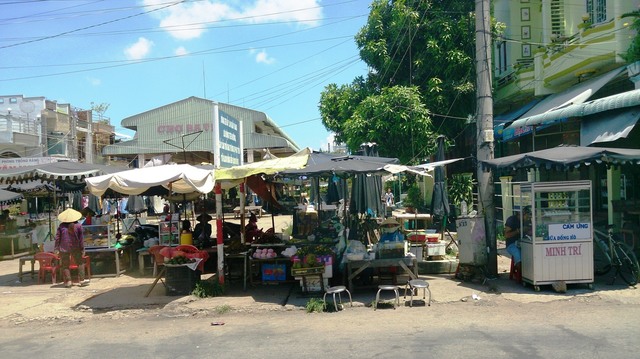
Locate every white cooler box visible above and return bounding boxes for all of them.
[426,241,446,256]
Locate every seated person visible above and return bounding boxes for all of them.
[245,212,261,243]
[379,217,404,242]
[80,207,95,225]
[504,206,532,274]
[0,209,10,224]
[193,213,213,248]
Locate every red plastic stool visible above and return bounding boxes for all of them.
[509,257,522,283]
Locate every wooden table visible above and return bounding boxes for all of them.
[85,247,125,277]
[18,255,36,282]
[345,257,418,292]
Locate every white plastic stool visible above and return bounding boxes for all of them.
[374,284,400,310]
[403,279,431,307]
[323,285,352,311]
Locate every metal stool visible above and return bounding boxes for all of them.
[374,284,400,310]
[403,279,431,307]
[323,286,352,311]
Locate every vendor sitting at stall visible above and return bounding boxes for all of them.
[379,217,404,242]
[504,206,532,274]
[80,207,95,225]
[193,213,213,248]
[245,212,261,243]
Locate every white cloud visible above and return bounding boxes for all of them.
[254,49,275,64]
[124,37,154,60]
[144,0,322,40]
[242,0,322,25]
[175,46,188,56]
[86,77,101,86]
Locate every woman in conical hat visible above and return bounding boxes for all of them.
[55,209,88,288]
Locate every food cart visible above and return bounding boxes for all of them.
[519,181,594,291]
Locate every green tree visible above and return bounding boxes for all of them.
[90,102,111,124]
[319,0,478,162]
[343,85,436,164]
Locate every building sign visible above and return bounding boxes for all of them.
[0,157,62,170]
[156,123,214,134]
[217,110,241,167]
[547,222,591,241]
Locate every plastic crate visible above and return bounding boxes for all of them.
[165,264,200,296]
[262,263,286,281]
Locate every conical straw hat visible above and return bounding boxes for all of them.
[380,217,400,227]
[58,208,82,223]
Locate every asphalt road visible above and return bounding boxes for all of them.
[1,296,638,359]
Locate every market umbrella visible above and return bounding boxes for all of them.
[85,163,214,197]
[480,145,640,171]
[326,176,341,204]
[349,144,385,217]
[431,136,451,237]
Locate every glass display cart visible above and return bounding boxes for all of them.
[158,221,179,246]
[82,224,126,277]
[520,181,594,291]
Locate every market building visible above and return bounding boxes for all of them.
[102,97,300,168]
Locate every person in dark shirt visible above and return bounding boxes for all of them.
[504,206,532,274]
[193,213,213,248]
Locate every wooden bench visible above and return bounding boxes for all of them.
[233,206,263,218]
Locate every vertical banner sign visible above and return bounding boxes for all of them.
[216,109,242,168]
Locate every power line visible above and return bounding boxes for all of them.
[0,0,188,49]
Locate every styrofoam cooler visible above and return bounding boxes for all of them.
[426,241,446,256]
[296,277,329,292]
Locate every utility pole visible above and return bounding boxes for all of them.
[475,0,497,275]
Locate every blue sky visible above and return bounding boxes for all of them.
[0,0,372,151]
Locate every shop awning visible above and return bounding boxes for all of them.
[0,188,23,206]
[480,145,640,171]
[581,106,640,145]
[0,162,127,184]
[508,89,640,131]
[506,66,628,130]
[494,98,543,141]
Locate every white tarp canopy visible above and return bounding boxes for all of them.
[383,157,466,176]
[85,164,215,196]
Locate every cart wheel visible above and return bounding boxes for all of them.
[534,285,540,292]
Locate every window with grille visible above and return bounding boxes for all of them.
[550,0,565,39]
[586,0,606,24]
[497,40,508,74]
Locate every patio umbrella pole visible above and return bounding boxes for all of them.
[240,181,246,244]
[215,182,225,284]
